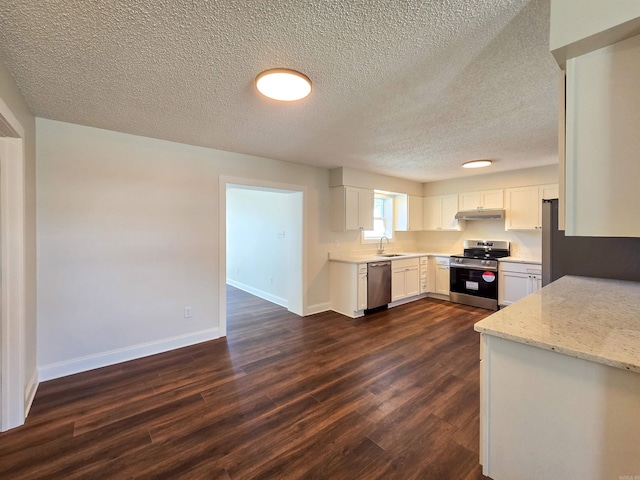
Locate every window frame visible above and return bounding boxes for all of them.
[361,192,395,244]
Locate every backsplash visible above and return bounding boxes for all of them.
[419,219,542,259]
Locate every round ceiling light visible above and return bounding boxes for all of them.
[462,159,493,169]
[255,69,312,101]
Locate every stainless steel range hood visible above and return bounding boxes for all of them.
[454,209,505,220]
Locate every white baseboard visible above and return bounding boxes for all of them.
[428,293,450,301]
[389,293,429,309]
[38,327,221,382]
[226,279,288,308]
[305,302,331,316]
[24,368,39,417]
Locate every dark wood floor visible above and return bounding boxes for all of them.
[0,287,492,479]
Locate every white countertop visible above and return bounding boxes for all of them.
[474,275,640,373]
[499,256,541,264]
[329,252,453,264]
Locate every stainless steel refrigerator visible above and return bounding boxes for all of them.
[541,199,640,286]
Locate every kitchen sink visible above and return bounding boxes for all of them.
[378,253,407,257]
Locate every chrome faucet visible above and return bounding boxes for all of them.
[378,236,390,254]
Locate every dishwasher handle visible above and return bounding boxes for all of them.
[369,262,391,267]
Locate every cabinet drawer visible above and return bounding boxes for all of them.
[392,258,420,269]
[358,264,368,274]
[499,261,542,275]
[420,257,428,265]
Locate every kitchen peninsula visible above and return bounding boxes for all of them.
[475,276,640,479]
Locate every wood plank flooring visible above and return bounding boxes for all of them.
[0,287,492,479]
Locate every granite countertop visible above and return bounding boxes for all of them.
[329,252,453,264]
[499,256,541,265]
[475,275,640,373]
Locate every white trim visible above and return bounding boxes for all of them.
[24,369,38,417]
[38,327,221,382]
[304,302,331,316]
[219,176,308,337]
[0,96,25,138]
[226,279,288,308]
[0,107,27,431]
[388,293,429,309]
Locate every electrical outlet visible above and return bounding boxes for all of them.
[184,307,192,318]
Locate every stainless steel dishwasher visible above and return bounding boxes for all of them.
[367,261,391,310]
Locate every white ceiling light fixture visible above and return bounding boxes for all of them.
[255,69,312,102]
[462,159,493,169]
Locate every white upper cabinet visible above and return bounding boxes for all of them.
[459,189,504,211]
[505,184,558,231]
[395,195,424,231]
[331,186,374,232]
[564,34,640,237]
[424,194,462,231]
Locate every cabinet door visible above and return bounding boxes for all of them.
[357,272,368,311]
[344,187,361,230]
[423,196,442,231]
[407,195,424,231]
[481,189,504,209]
[391,269,406,302]
[405,267,420,298]
[500,271,530,305]
[358,188,374,231]
[436,265,450,295]
[505,186,539,230]
[343,187,374,231]
[459,192,481,211]
[440,194,460,231]
[427,257,437,293]
[530,275,542,294]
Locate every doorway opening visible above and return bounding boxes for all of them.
[218,177,306,338]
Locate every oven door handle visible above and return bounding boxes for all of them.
[450,264,497,272]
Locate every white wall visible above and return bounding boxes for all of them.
[36,118,333,379]
[423,165,558,197]
[226,186,299,308]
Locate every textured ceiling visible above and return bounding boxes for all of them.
[0,0,560,181]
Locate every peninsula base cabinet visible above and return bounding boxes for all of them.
[330,262,367,318]
[498,262,542,307]
[480,334,640,479]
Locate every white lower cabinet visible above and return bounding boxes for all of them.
[480,334,640,479]
[330,262,368,318]
[357,264,368,311]
[498,261,542,306]
[391,257,420,302]
[419,256,428,293]
[434,256,450,296]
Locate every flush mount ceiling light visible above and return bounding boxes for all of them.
[462,159,493,169]
[255,69,312,101]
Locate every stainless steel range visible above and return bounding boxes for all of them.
[449,240,510,311]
